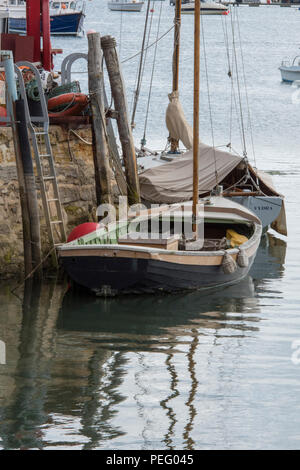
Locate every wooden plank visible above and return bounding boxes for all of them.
[101,35,140,205]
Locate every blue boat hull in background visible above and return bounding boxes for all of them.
[9,12,84,36]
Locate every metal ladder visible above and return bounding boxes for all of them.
[15,62,66,252]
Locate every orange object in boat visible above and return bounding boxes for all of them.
[48,92,89,117]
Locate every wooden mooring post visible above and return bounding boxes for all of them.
[101,35,141,206]
[1,51,35,277]
[16,99,42,278]
[87,31,112,207]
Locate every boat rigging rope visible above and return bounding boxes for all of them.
[219,13,262,192]
[69,129,92,146]
[229,39,245,154]
[235,6,257,172]
[221,13,231,79]
[129,3,155,124]
[10,246,56,293]
[221,13,236,147]
[139,3,156,105]
[201,15,219,187]
[221,8,247,159]
[130,56,142,117]
[222,8,261,191]
[131,0,152,129]
[141,0,163,149]
[230,7,247,159]
[121,25,175,65]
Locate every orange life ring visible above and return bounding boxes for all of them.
[48,92,88,117]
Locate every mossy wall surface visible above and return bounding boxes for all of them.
[0,125,100,278]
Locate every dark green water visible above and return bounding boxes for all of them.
[1,2,300,449]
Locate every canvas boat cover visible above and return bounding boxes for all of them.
[139,143,242,204]
[253,169,287,236]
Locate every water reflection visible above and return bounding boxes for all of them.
[160,346,179,450]
[250,233,286,283]
[0,281,65,449]
[0,233,286,449]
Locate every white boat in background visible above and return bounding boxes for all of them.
[181,0,229,15]
[108,0,144,12]
[279,56,300,83]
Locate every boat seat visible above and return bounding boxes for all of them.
[184,237,227,252]
[118,232,180,250]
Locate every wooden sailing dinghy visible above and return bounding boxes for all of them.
[58,0,261,296]
[58,197,262,295]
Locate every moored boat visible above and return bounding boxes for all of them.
[137,144,286,235]
[181,0,229,15]
[58,197,262,295]
[107,0,144,12]
[59,0,262,296]
[279,56,300,83]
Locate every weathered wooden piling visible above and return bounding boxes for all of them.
[87,31,112,207]
[101,35,140,206]
[103,89,128,196]
[16,99,42,278]
[1,51,32,276]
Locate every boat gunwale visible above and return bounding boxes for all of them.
[58,221,262,261]
[279,65,300,72]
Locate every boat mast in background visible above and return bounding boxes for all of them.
[170,0,182,153]
[192,0,200,236]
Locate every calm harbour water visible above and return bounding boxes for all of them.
[1,1,300,450]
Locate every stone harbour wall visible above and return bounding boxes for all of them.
[0,125,105,279]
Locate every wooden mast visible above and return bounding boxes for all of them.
[172,0,182,94]
[192,0,200,236]
[170,0,182,153]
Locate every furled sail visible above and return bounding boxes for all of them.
[139,143,242,204]
[165,91,193,150]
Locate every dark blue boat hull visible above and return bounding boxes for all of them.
[9,12,84,36]
[61,253,256,295]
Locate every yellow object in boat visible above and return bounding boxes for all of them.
[226,229,248,248]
